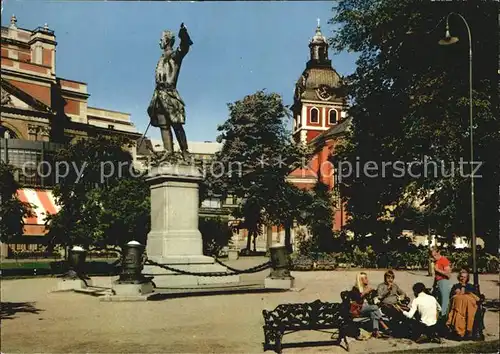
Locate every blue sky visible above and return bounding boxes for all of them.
[2,0,358,142]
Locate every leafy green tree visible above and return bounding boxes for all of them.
[0,162,32,243]
[199,217,233,256]
[46,136,150,249]
[329,1,499,252]
[210,90,306,252]
[264,181,310,252]
[304,182,335,253]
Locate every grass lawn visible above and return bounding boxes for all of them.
[0,261,52,269]
[383,340,499,353]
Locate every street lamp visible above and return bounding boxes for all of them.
[438,12,478,291]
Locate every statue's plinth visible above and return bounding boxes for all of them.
[143,164,240,287]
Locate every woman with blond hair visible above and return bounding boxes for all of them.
[349,272,388,338]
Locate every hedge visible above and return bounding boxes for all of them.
[291,247,499,273]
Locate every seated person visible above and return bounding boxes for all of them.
[350,272,389,338]
[402,282,441,343]
[377,270,408,319]
[446,269,481,339]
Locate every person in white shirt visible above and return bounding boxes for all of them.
[401,282,441,343]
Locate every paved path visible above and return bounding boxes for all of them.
[1,258,498,353]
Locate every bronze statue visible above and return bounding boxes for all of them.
[147,23,193,161]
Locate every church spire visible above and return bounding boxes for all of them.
[308,19,330,68]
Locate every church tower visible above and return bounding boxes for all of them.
[292,20,347,144]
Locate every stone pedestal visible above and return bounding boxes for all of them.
[112,281,154,296]
[264,276,295,289]
[55,278,92,292]
[143,164,240,288]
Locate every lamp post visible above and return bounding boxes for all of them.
[438,12,478,291]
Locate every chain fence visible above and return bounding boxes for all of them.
[143,257,271,277]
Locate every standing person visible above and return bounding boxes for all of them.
[431,247,452,316]
[402,282,442,343]
[350,272,388,338]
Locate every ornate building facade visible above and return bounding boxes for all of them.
[288,22,350,232]
[0,16,141,256]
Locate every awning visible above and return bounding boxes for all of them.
[16,188,60,236]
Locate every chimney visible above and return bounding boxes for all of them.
[29,23,57,75]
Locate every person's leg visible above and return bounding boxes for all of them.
[157,110,174,155]
[437,280,452,316]
[361,304,380,332]
[172,124,189,159]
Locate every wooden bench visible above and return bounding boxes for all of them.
[262,299,350,353]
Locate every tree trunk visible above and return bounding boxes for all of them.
[266,225,273,251]
[284,222,292,253]
[246,230,252,251]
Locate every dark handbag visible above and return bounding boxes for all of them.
[350,302,362,317]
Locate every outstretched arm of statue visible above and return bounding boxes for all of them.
[177,23,193,58]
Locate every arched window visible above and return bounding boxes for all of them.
[328,109,338,124]
[310,107,319,124]
[0,125,17,139]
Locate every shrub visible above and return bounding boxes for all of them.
[8,250,61,259]
[289,246,498,273]
[199,217,232,257]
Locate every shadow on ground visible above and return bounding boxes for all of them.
[264,339,346,352]
[483,299,500,312]
[1,302,42,320]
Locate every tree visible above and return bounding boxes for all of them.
[302,182,335,253]
[46,136,150,249]
[329,1,499,252]
[0,162,32,243]
[210,90,306,252]
[264,181,310,252]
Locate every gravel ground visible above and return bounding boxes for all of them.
[1,257,498,353]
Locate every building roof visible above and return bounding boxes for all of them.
[293,24,344,104]
[309,116,352,149]
[1,78,52,113]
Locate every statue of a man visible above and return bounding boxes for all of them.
[147,23,193,161]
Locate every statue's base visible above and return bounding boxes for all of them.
[144,255,240,287]
[264,276,295,290]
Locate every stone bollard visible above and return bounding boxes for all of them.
[264,245,294,289]
[67,245,88,279]
[110,241,154,298]
[117,241,149,284]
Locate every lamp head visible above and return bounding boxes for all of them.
[438,29,459,45]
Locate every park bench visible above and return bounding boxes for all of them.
[262,299,351,353]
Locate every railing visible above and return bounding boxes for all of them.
[33,26,54,36]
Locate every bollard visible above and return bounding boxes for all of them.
[269,245,291,278]
[117,241,149,284]
[265,245,294,289]
[66,245,87,279]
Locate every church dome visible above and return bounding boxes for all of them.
[293,20,345,103]
[310,25,327,45]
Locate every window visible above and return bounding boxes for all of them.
[329,109,338,124]
[310,107,319,123]
[0,126,17,139]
